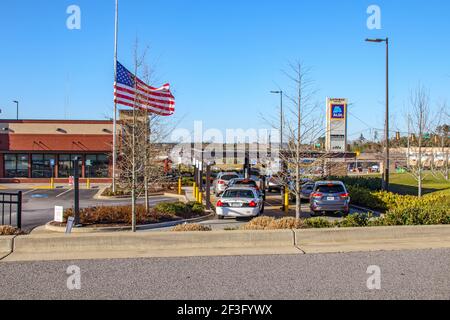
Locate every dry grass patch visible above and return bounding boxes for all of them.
[0,225,22,235]
[171,223,212,232]
[240,216,276,230]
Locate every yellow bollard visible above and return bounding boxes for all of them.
[86,178,91,189]
[178,177,182,195]
[50,178,55,189]
[198,191,202,204]
[284,186,290,213]
[193,182,197,198]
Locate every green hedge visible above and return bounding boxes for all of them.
[327,176,382,191]
[153,201,205,219]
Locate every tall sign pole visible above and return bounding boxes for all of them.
[112,0,119,193]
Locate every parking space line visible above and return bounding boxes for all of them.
[56,188,73,198]
[23,189,37,195]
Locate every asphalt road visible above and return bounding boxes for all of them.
[1,188,174,231]
[0,249,449,300]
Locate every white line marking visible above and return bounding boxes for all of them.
[23,189,37,195]
[56,189,73,198]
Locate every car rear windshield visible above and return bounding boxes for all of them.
[222,189,255,198]
[233,180,257,186]
[221,174,238,181]
[315,184,345,193]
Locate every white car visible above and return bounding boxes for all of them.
[216,187,264,219]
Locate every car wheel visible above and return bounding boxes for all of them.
[217,215,224,220]
[310,210,316,217]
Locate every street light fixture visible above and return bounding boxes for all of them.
[13,100,19,120]
[365,37,390,191]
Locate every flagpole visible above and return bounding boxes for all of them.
[112,0,119,193]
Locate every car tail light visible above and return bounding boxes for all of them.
[340,193,349,198]
[218,180,225,185]
[311,193,323,198]
[249,201,257,207]
[216,200,224,207]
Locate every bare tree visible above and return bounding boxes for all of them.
[407,85,433,197]
[267,62,327,218]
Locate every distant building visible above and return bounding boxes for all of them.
[0,119,113,183]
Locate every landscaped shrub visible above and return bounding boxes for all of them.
[347,186,388,211]
[63,201,207,225]
[181,177,195,186]
[304,217,334,229]
[171,223,211,232]
[0,225,23,235]
[374,205,450,226]
[186,202,206,215]
[335,213,371,228]
[347,185,450,213]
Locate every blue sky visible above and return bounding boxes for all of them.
[0,0,449,141]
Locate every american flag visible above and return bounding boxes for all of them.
[114,61,175,116]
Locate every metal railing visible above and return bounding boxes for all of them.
[0,191,22,229]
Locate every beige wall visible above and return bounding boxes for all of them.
[0,122,113,135]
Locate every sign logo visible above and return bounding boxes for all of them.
[331,104,345,119]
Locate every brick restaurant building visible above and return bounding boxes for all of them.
[0,120,113,183]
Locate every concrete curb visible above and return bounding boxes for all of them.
[294,225,450,253]
[10,229,294,254]
[3,225,450,262]
[0,236,14,260]
[44,211,215,233]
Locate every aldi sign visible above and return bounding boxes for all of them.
[326,98,348,152]
[331,104,345,119]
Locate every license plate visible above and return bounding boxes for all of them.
[327,197,335,201]
[230,203,242,207]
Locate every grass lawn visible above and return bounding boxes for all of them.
[388,172,450,196]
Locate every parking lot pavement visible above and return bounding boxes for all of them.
[1,249,449,299]
[1,187,175,231]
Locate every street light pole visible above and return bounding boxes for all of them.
[13,101,19,120]
[365,38,390,191]
[270,91,283,149]
[271,90,285,210]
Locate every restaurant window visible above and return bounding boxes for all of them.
[58,154,82,178]
[4,154,29,178]
[86,154,109,178]
[32,154,56,178]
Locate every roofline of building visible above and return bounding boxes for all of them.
[0,119,113,124]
